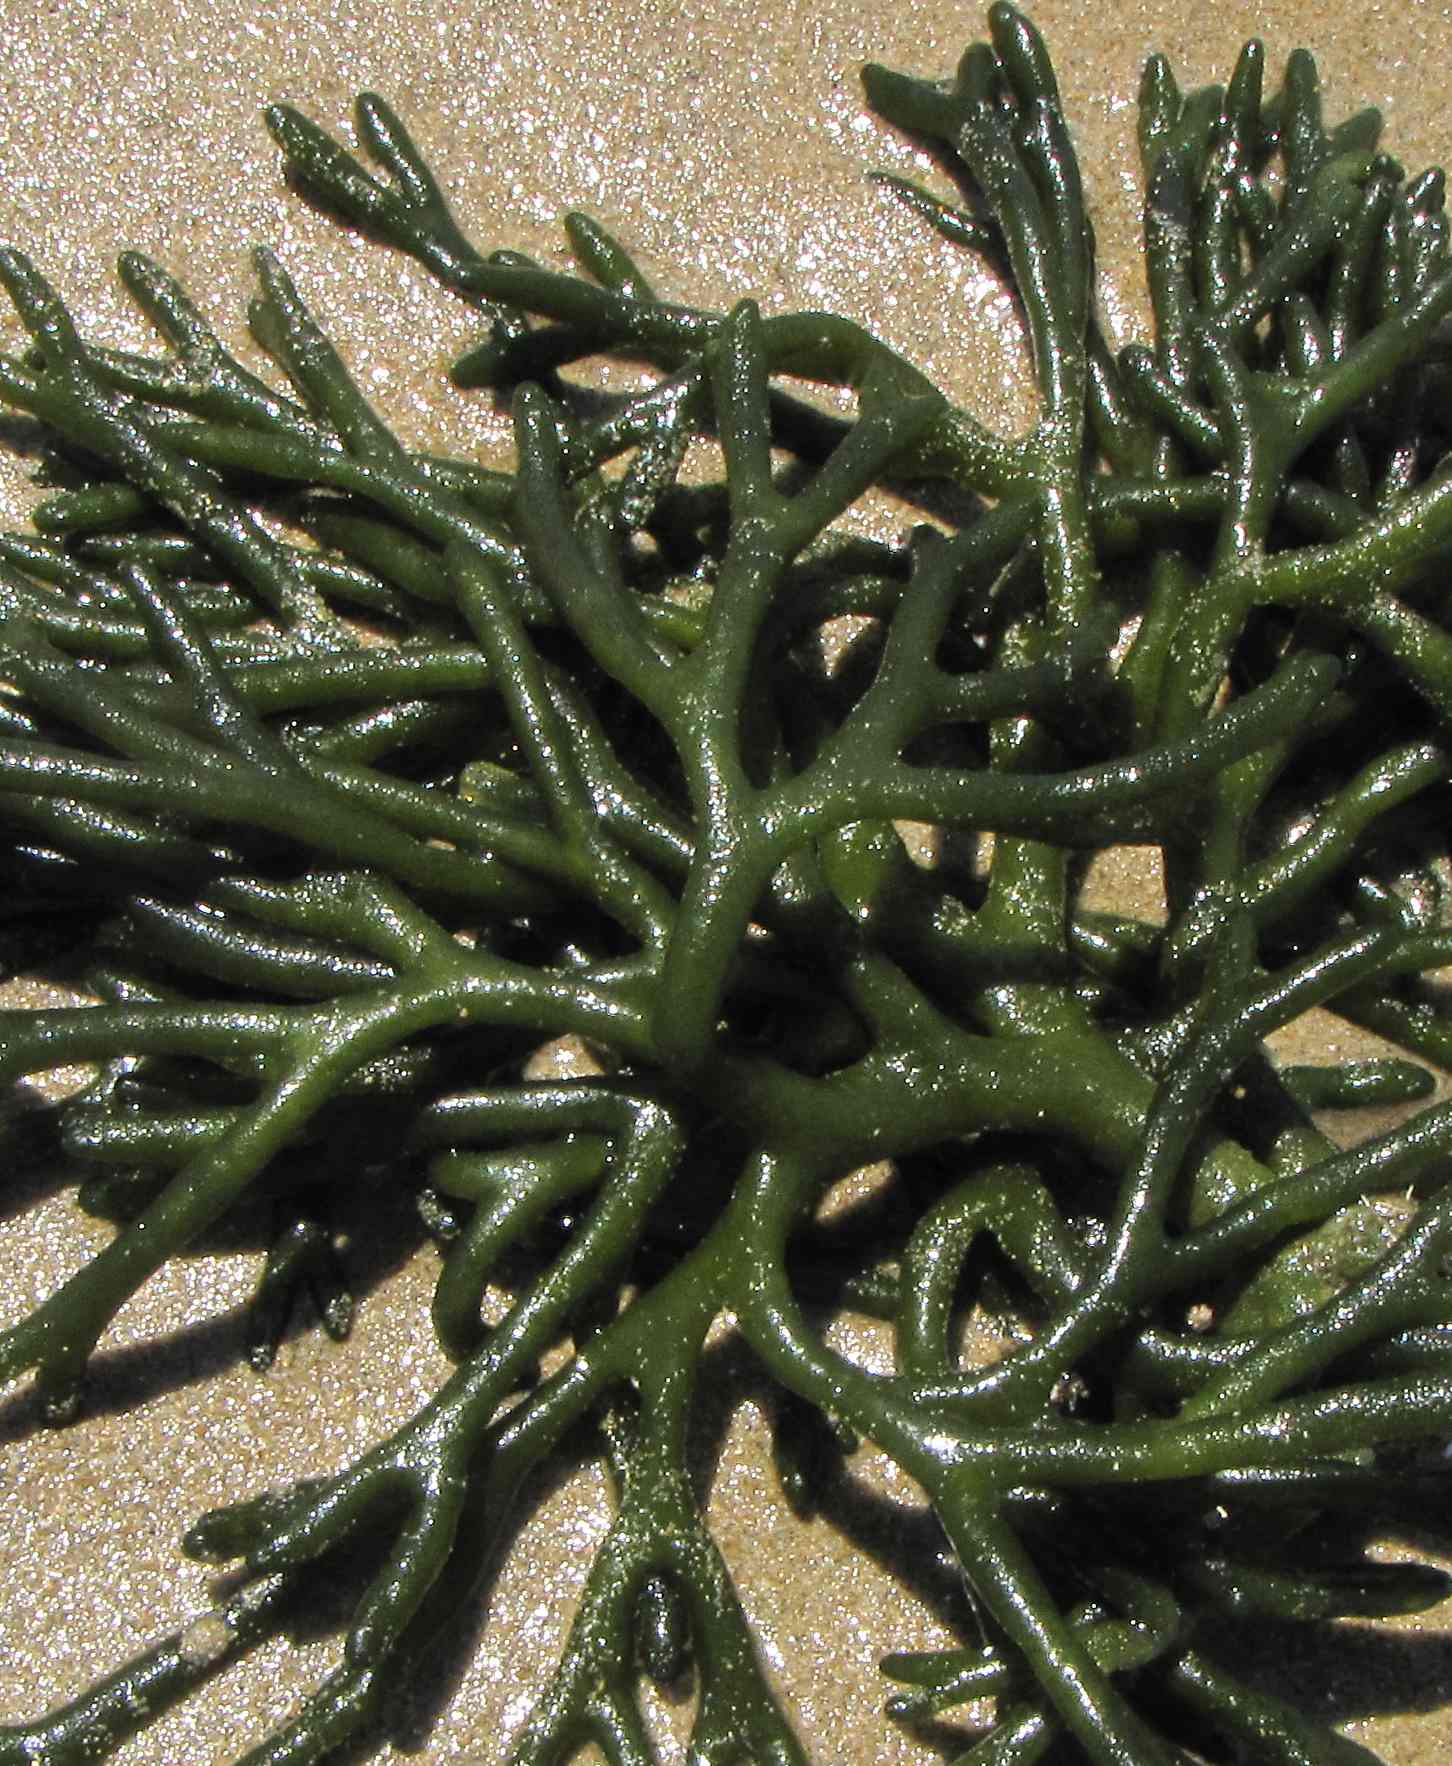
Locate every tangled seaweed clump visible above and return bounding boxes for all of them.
[7,3,1452,1759]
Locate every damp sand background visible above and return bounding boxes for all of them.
[0,0,1450,1759]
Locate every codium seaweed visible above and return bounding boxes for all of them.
[2,7,1452,1761]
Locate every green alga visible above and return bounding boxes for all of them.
[2,7,1452,1762]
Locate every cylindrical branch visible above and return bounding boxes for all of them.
[61,1101,238,1168]
[907,919,1263,1420]
[249,250,411,470]
[781,648,1341,848]
[0,594,569,910]
[0,999,296,1088]
[818,510,1120,769]
[0,561,265,665]
[0,730,552,913]
[264,86,547,383]
[505,1339,804,1766]
[164,1086,692,1765]
[0,245,549,651]
[137,627,689,888]
[110,612,600,889]
[896,1164,1084,1383]
[0,973,463,1413]
[0,790,220,884]
[114,248,316,434]
[0,1573,299,1766]
[449,544,675,946]
[1160,1650,1385,1766]
[644,297,951,1074]
[1239,740,1450,925]
[1177,1180,1452,1421]
[926,1480,1199,1766]
[270,79,1030,490]
[0,529,150,607]
[912,919,1452,1417]
[862,6,1093,415]
[898,1509,1396,1765]
[730,1118,1446,1757]
[0,932,657,1413]
[54,507,422,630]
[426,1137,610,1360]
[867,8,1106,624]
[1278,1057,1435,1111]
[510,383,680,702]
[933,1367,1452,1490]
[0,1044,325,1411]
[1181,1549,1452,1625]
[121,893,398,999]
[883,1567,1183,1735]
[411,1080,685,1361]
[0,251,340,637]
